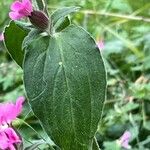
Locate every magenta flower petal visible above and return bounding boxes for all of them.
[15,96,25,116]
[9,12,24,20]
[0,33,4,41]
[5,128,21,143]
[0,97,24,124]
[0,98,23,150]
[121,139,130,149]
[0,128,21,150]
[10,1,22,11]
[7,97,25,123]
[97,40,104,50]
[0,132,9,149]
[0,102,14,124]
[120,131,131,142]
[23,0,33,13]
[9,0,33,20]
[119,131,131,149]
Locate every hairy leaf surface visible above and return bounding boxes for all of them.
[4,21,28,67]
[23,25,106,150]
[51,7,79,30]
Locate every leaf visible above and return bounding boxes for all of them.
[104,141,120,150]
[93,137,100,150]
[22,29,42,50]
[24,143,41,150]
[15,21,33,31]
[55,17,71,32]
[35,0,45,10]
[23,25,106,149]
[24,142,49,150]
[51,7,79,28]
[144,121,150,131]
[4,21,28,67]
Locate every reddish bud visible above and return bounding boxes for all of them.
[29,10,49,31]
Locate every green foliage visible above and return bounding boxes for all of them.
[51,7,79,26]
[4,21,28,67]
[0,63,24,101]
[0,0,150,149]
[104,141,120,150]
[51,7,79,32]
[23,21,106,149]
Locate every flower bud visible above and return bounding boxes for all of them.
[29,10,49,31]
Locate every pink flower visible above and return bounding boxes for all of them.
[97,39,104,50]
[0,97,24,150]
[9,0,49,30]
[0,96,24,125]
[119,131,131,149]
[9,0,33,20]
[0,33,4,41]
[0,128,21,150]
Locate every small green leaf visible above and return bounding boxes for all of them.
[34,0,45,10]
[15,21,33,31]
[55,17,71,32]
[51,7,79,27]
[4,21,28,67]
[24,142,49,150]
[24,25,106,149]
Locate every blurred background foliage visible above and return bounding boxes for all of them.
[0,0,150,149]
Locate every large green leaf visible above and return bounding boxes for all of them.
[4,21,28,67]
[23,25,106,149]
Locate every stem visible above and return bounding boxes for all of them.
[142,100,146,129]
[47,5,150,23]
[129,113,141,149]
[35,0,45,10]
[80,10,150,23]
